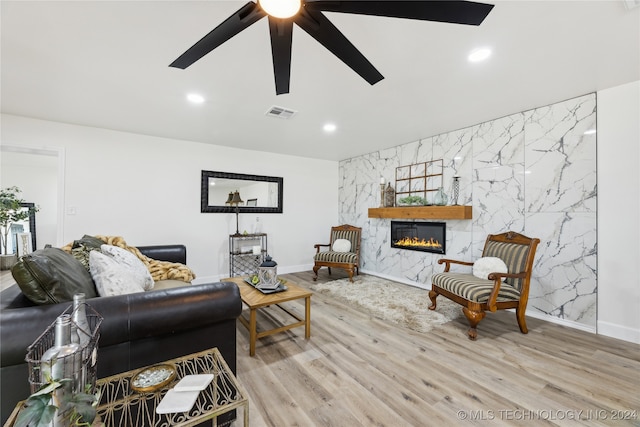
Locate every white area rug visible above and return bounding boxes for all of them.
[310,275,462,333]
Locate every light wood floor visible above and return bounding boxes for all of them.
[0,269,15,292]
[235,271,640,427]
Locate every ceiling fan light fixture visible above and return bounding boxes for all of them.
[171,0,495,94]
[259,0,301,18]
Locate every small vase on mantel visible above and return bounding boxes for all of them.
[384,183,395,207]
[434,187,448,206]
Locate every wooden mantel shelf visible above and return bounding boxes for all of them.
[368,205,472,220]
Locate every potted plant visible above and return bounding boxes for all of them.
[0,186,38,270]
[398,195,427,206]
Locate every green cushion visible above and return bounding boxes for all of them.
[11,247,98,305]
[73,234,105,250]
[70,234,105,271]
[432,272,520,303]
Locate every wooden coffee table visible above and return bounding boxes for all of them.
[223,276,311,356]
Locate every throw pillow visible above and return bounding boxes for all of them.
[69,235,105,272]
[70,246,101,272]
[89,251,146,297]
[72,234,105,250]
[11,247,98,305]
[473,257,508,280]
[100,244,154,291]
[332,239,352,253]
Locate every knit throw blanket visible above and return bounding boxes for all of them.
[61,235,196,283]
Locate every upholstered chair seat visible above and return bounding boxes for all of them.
[431,273,521,303]
[313,251,358,265]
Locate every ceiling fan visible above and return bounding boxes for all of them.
[170,0,494,95]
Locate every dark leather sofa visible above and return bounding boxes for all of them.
[0,244,242,425]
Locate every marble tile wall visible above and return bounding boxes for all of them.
[339,93,597,328]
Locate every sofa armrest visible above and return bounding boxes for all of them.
[75,282,241,348]
[137,244,186,264]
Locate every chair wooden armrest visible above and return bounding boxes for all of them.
[314,243,330,254]
[487,271,526,281]
[437,258,475,272]
[485,271,526,311]
[486,278,503,312]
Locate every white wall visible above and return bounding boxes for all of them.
[597,80,640,343]
[0,114,339,282]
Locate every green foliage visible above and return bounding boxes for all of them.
[398,195,426,205]
[64,391,100,427]
[14,393,56,427]
[14,380,63,427]
[0,186,39,255]
[14,379,100,427]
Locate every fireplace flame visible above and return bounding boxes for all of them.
[394,236,442,249]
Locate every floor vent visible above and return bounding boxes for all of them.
[265,106,297,119]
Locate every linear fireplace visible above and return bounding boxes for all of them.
[391,221,446,254]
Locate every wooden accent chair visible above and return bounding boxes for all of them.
[429,231,540,340]
[313,224,362,282]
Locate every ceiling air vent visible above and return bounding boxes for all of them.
[624,0,640,9]
[265,105,297,119]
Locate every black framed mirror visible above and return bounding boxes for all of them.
[201,171,284,213]
[10,202,37,253]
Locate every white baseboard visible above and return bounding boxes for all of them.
[597,320,640,344]
[525,309,596,334]
[193,264,313,285]
[360,269,430,290]
[192,275,221,285]
[279,264,314,275]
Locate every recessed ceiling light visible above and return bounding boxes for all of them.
[468,48,492,63]
[187,93,205,104]
[323,123,337,133]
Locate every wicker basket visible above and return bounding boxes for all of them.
[25,303,103,394]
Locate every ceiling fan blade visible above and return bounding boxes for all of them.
[295,8,384,86]
[268,17,294,95]
[305,1,494,26]
[169,2,266,69]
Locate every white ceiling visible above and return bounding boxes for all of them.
[1,1,639,161]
